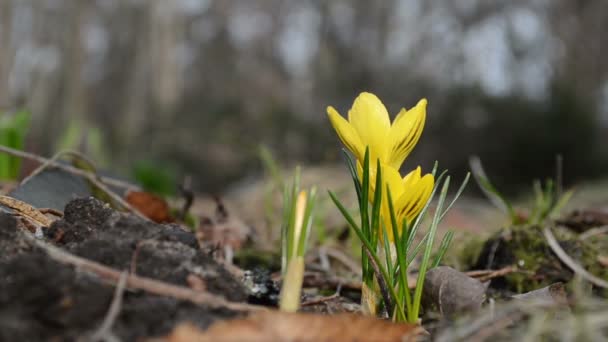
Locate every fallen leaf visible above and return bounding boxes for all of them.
[423,266,487,317]
[125,191,173,223]
[162,311,423,342]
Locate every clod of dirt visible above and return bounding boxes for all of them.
[52,197,246,301]
[0,213,33,262]
[557,209,608,232]
[423,266,487,317]
[473,224,608,294]
[162,311,425,342]
[1,197,250,340]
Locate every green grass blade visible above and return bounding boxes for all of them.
[258,145,284,189]
[412,175,451,320]
[387,186,413,320]
[329,190,405,319]
[431,231,454,268]
[361,148,371,240]
[439,172,471,221]
[297,187,317,256]
[549,189,575,219]
[406,171,447,251]
[469,156,516,220]
[342,149,362,203]
[370,159,383,249]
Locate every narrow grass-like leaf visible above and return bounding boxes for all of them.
[342,149,362,204]
[387,186,413,321]
[439,172,471,221]
[280,185,290,273]
[363,159,383,283]
[382,223,393,279]
[407,234,428,267]
[361,148,371,244]
[469,156,516,220]
[297,188,317,256]
[329,190,405,319]
[411,176,451,320]
[549,189,575,219]
[406,170,447,251]
[258,145,284,189]
[285,171,300,261]
[431,231,454,268]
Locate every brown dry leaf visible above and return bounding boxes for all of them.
[162,311,423,342]
[125,191,173,223]
[0,195,55,227]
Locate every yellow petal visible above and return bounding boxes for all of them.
[395,172,434,223]
[377,164,406,242]
[327,106,365,161]
[387,99,427,169]
[348,92,391,163]
[382,163,406,199]
[402,166,422,189]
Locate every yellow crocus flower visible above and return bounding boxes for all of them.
[327,92,427,169]
[364,163,434,241]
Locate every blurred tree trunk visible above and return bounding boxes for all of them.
[122,2,151,148]
[58,0,89,146]
[151,0,181,123]
[0,0,13,108]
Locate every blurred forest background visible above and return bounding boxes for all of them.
[1,0,607,194]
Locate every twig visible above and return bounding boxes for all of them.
[0,146,149,221]
[301,271,362,292]
[89,271,128,342]
[466,266,517,282]
[543,226,608,288]
[20,230,264,312]
[129,240,150,275]
[0,145,140,191]
[301,285,341,307]
[21,150,97,185]
[321,246,362,276]
[579,225,608,241]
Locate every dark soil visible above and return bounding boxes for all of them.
[0,197,248,341]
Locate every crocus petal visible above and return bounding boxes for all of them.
[387,99,427,169]
[357,161,403,205]
[327,106,365,162]
[381,163,406,199]
[395,172,434,223]
[376,164,407,242]
[348,92,391,163]
[402,166,422,189]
